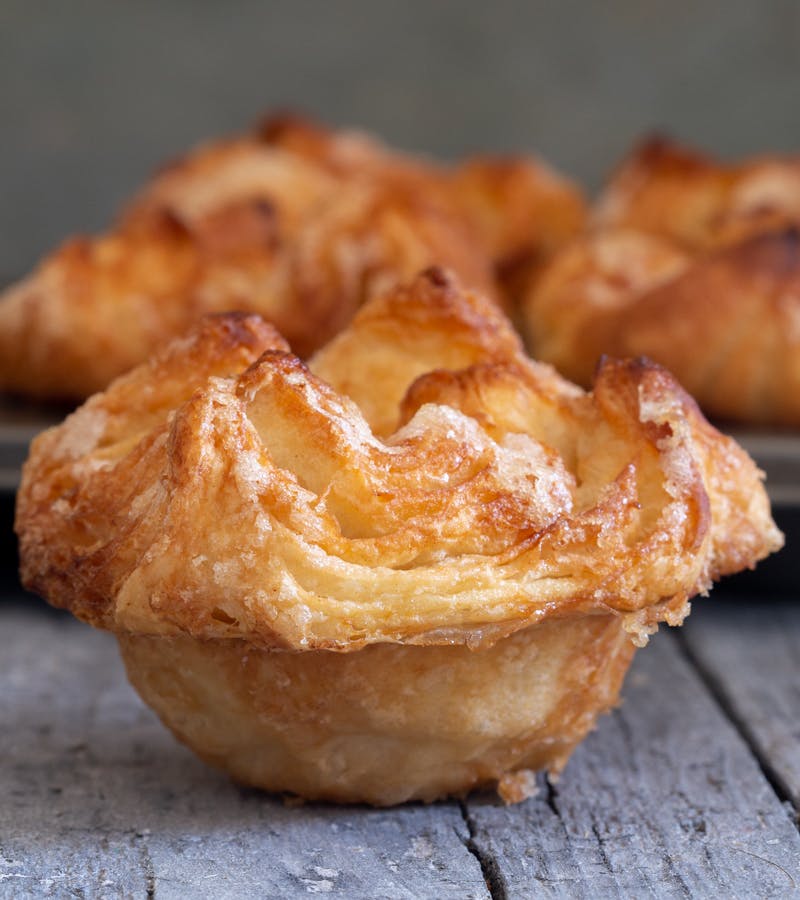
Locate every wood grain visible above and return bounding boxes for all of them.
[461,626,800,899]
[682,599,800,811]
[0,604,488,899]
[3,600,799,898]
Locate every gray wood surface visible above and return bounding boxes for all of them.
[0,604,487,899]
[683,602,800,811]
[2,599,800,898]
[459,622,800,899]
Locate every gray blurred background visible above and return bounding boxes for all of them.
[2,0,799,277]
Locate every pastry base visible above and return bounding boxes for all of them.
[119,613,636,806]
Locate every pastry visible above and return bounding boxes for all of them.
[524,136,800,425]
[17,268,781,805]
[246,114,587,302]
[593,134,800,248]
[0,114,584,401]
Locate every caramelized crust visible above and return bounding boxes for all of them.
[310,266,526,437]
[255,113,588,285]
[17,271,781,804]
[450,155,586,303]
[526,136,800,425]
[0,113,584,400]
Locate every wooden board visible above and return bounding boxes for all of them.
[2,601,799,898]
[682,600,800,811]
[0,605,488,899]
[461,627,800,899]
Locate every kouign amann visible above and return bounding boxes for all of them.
[17,269,781,805]
[524,136,800,425]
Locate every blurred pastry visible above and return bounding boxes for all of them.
[0,113,584,401]
[252,114,587,302]
[593,134,800,248]
[17,268,781,805]
[525,136,800,425]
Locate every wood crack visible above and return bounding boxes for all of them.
[673,629,800,831]
[457,799,508,900]
[544,772,560,818]
[134,832,156,899]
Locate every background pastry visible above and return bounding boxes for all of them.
[524,136,800,426]
[0,114,584,401]
[593,135,800,249]
[17,268,781,805]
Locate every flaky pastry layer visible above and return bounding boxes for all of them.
[119,614,635,806]
[593,135,800,249]
[18,268,780,649]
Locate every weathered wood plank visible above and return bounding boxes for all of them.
[0,603,488,899]
[682,598,800,811]
[462,626,800,899]
[5,601,800,899]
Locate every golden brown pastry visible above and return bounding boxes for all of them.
[16,269,781,805]
[593,135,800,248]
[0,113,584,401]
[450,154,586,304]
[525,136,800,425]
[254,113,587,294]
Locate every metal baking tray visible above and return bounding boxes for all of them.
[726,429,800,509]
[0,398,69,491]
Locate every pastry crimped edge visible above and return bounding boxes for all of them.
[524,135,800,426]
[17,269,782,805]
